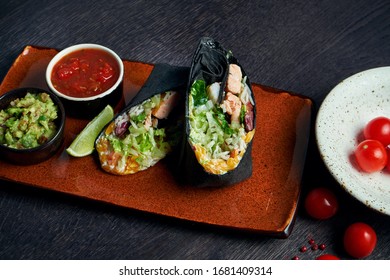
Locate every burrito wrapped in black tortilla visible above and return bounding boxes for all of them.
[178,37,256,187]
[95,64,189,175]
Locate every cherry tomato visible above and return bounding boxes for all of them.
[354,139,387,172]
[304,187,338,219]
[343,222,377,258]
[364,116,390,146]
[316,254,340,260]
[387,147,390,172]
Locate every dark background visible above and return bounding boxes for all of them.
[1,0,390,259]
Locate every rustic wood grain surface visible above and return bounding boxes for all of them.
[1,0,390,259]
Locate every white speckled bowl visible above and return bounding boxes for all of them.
[316,66,390,215]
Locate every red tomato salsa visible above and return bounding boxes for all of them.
[51,49,120,98]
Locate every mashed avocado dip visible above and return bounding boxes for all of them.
[0,92,58,149]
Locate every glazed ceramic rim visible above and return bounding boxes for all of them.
[316,66,390,215]
[45,43,124,102]
[0,87,65,153]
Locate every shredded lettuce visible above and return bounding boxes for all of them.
[189,80,247,161]
[131,112,146,122]
[105,92,176,170]
[190,80,208,106]
[213,107,233,135]
[240,104,247,124]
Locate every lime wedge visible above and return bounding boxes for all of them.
[66,105,114,157]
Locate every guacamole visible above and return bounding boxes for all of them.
[0,92,58,149]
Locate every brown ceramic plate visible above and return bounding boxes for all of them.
[0,46,312,237]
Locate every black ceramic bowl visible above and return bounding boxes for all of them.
[45,43,124,119]
[0,87,65,165]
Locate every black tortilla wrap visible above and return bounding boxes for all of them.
[127,63,190,107]
[178,37,256,188]
[97,63,190,140]
[95,63,189,175]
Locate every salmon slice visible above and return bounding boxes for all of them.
[222,92,242,126]
[226,64,242,95]
[152,91,179,119]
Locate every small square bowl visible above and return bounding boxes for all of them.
[45,43,124,119]
[0,87,65,165]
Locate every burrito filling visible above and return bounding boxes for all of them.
[188,64,255,175]
[96,91,181,175]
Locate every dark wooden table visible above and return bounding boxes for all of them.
[1,0,390,260]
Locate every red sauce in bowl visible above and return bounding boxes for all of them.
[51,49,120,98]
